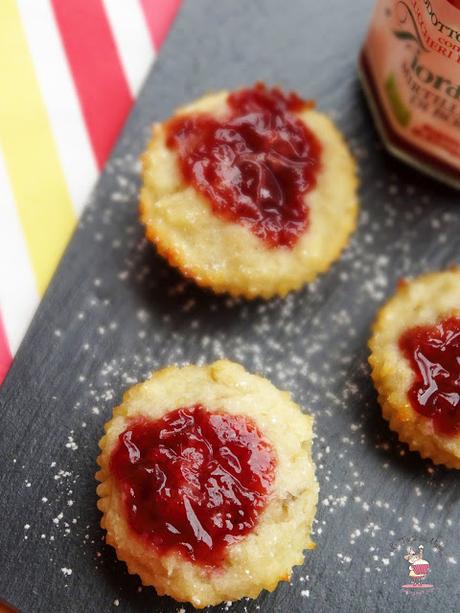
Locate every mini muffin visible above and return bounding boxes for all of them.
[369,270,460,468]
[140,82,358,298]
[96,360,318,607]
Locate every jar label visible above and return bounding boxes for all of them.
[362,0,460,182]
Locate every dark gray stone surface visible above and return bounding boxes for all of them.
[0,1,459,611]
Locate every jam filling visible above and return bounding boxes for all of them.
[399,317,460,436]
[165,82,322,248]
[110,405,276,567]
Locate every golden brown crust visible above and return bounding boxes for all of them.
[369,270,460,469]
[96,360,318,607]
[139,90,359,299]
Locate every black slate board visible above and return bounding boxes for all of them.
[1,1,460,612]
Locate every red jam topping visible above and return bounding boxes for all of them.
[399,317,460,436]
[110,405,276,567]
[166,83,322,248]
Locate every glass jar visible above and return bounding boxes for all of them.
[360,0,460,189]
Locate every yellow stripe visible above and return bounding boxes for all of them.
[0,0,75,295]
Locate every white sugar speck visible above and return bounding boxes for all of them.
[65,434,78,451]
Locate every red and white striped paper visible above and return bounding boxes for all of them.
[0,0,182,384]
